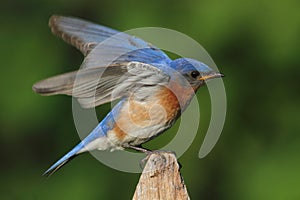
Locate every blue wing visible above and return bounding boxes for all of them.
[49,15,171,66]
[33,16,172,108]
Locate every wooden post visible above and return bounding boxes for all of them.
[133,152,190,200]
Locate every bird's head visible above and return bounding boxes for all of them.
[170,58,224,90]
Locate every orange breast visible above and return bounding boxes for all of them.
[156,86,181,123]
[110,82,193,142]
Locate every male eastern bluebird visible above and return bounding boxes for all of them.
[33,15,223,176]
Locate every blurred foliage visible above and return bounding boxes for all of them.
[0,0,300,199]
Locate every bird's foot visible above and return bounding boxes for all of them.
[139,149,177,169]
[125,145,178,169]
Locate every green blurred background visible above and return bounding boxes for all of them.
[1,0,300,199]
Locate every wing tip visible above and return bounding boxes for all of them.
[48,15,63,37]
[32,81,56,95]
[32,87,52,95]
[32,70,78,96]
[49,15,60,24]
[48,15,90,55]
[49,15,63,29]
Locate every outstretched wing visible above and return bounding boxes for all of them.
[49,15,171,65]
[33,62,170,108]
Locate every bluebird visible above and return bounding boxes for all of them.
[33,15,224,176]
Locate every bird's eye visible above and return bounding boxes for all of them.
[190,71,200,79]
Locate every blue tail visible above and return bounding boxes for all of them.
[43,117,111,177]
[43,100,123,177]
[43,142,85,177]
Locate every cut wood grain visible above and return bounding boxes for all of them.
[133,152,190,200]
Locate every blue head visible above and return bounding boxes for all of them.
[170,58,223,89]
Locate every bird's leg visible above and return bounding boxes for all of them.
[126,145,152,154]
[125,145,154,168]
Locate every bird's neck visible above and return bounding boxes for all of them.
[167,79,196,112]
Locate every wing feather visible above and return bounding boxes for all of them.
[49,15,118,56]
[49,15,171,65]
[33,62,170,108]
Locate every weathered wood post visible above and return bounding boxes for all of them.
[133,152,190,200]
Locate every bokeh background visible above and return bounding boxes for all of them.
[1,0,300,199]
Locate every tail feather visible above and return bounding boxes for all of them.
[43,143,84,177]
[43,155,76,177]
[43,112,114,177]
